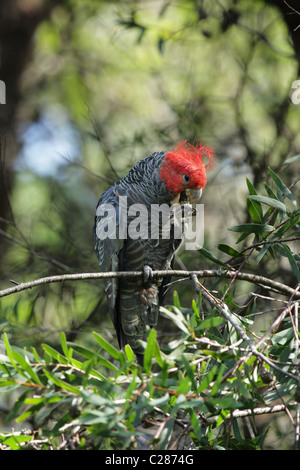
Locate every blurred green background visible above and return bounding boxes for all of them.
[0,0,299,448]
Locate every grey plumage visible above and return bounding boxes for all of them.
[94,146,206,364]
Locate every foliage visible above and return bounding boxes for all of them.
[0,163,299,450]
[0,0,300,451]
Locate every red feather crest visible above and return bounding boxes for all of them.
[160,140,214,194]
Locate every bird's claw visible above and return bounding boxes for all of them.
[143,265,153,284]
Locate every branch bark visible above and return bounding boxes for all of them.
[206,401,299,424]
[0,269,299,299]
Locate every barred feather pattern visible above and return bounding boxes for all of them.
[94,144,210,364]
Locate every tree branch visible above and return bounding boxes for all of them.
[190,275,300,383]
[206,401,299,424]
[0,269,299,299]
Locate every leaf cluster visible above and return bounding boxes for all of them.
[0,162,299,451]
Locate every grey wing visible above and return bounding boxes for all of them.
[94,184,125,334]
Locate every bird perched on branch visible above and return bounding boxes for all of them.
[94,140,214,364]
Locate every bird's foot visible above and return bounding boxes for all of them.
[143,265,153,284]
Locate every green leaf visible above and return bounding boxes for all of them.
[228,223,274,234]
[80,391,113,407]
[67,342,117,373]
[60,331,71,360]
[217,243,242,257]
[282,244,300,282]
[160,306,190,335]
[246,177,257,196]
[154,338,164,368]
[176,376,192,395]
[158,417,175,450]
[246,178,262,223]
[268,167,296,206]
[247,195,286,212]
[256,242,271,263]
[11,351,42,385]
[264,182,277,199]
[6,390,31,423]
[181,355,197,391]
[198,247,229,267]
[77,408,120,426]
[144,328,157,374]
[283,154,300,165]
[2,434,33,450]
[43,368,80,394]
[3,333,15,364]
[3,334,42,385]
[93,332,122,361]
[196,316,225,331]
[173,290,181,309]
[42,344,68,365]
[271,327,294,346]
[190,410,202,441]
[208,396,243,409]
[232,419,244,442]
[197,364,219,393]
[124,344,135,362]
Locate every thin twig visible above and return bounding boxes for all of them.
[284,0,300,31]
[191,275,300,383]
[240,236,300,254]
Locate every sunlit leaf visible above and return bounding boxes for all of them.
[247,195,286,212]
[144,328,157,374]
[93,332,122,361]
[283,154,300,165]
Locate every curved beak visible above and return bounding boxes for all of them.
[185,188,202,204]
[170,188,203,205]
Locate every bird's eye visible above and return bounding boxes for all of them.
[182,174,190,184]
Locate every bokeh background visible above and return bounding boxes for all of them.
[0,0,299,448]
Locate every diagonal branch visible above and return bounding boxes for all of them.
[190,274,300,383]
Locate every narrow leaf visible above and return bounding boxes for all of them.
[283,154,300,165]
[198,247,229,267]
[144,329,157,374]
[268,167,296,205]
[66,342,117,373]
[246,178,262,223]
[124,344,135,362]
[247,195,286,212]
[93,332,122,360]
[217,243,242,257]
[43,368,80,394]
[158,417,175,450]
[42,344,68,365]
[256,242,271,263]
[196,317,225,330]
[60,332,70,360]
[282,245,300,282]
[160,306,189,335]
[228,223,274,234]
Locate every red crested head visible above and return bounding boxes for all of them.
[159,140,214,195]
